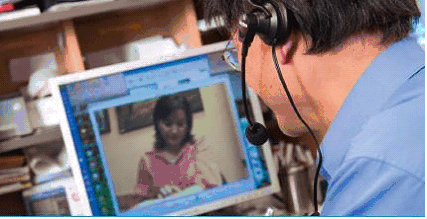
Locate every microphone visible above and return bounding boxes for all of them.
[245,122,269,146]
[241,53,269,146]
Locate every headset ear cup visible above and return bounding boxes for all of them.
[268,1,292,46]
[238,0,293,46]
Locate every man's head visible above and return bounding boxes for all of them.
[205,0,421,54]
[205,0,420,137]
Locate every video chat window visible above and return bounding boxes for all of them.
[88,81,249,213]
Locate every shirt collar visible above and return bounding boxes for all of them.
[152,148,186,164]
[319,37,425,180]
[151,138,203,164]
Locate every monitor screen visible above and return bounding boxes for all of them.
[50,42,279,216]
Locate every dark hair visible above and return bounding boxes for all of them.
[204,0,421,54]
[153,94,195,150]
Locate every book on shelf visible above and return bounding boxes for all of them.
[0,165,31,185]
[0,154,26,170]
[0,181,32,196]
[0,151,31,195]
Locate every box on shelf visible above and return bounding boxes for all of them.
[27,96,59,128]
[0,94,33,141]
[85,35,187,69]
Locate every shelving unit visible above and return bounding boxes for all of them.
[0,0,212,215]
[0,0,203,96]
[0,0,175,32]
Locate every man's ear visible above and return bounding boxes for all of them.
[278,32,300,65]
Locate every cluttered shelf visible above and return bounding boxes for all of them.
[0,0,176,32]
[0,0,207,98]
[0,138,71,215]
[0,0,242,216]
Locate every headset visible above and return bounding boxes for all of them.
[236,0,323,216]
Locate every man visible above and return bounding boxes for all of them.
[204,0,425,216]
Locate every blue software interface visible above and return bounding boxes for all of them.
[59,54,271,216]
[24,187,70,215]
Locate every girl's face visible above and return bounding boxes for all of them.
[158,109,188,150]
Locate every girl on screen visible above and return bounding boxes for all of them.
[134,94,223,199]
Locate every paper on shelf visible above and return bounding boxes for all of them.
[9,52,58,98]
[294,145,308,164]
[47,0,114,12]
[284,143,294,166]
[0,181,32,196]
[0,7,40,23]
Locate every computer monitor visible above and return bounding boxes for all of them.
[49,41,280,216]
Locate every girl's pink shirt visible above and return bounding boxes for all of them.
[135,140,218,196]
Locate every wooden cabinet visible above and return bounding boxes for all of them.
[0,0,202,96]
[0,0,206,215]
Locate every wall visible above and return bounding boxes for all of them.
[99,83,247,196]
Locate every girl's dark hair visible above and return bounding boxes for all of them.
[153,94,195,150]
[204,0,421,54]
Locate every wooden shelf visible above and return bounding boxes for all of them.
[74,0,201,56]
[0,0,175,33]
[0,0,207,215]
[0,191,26,215]
[0,126,63,154]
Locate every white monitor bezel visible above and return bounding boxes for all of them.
[49,41,280,216]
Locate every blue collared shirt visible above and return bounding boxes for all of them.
[319,37,425,216]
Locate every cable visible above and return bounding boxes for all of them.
[271,46,323,216]
[241,51,253,127]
